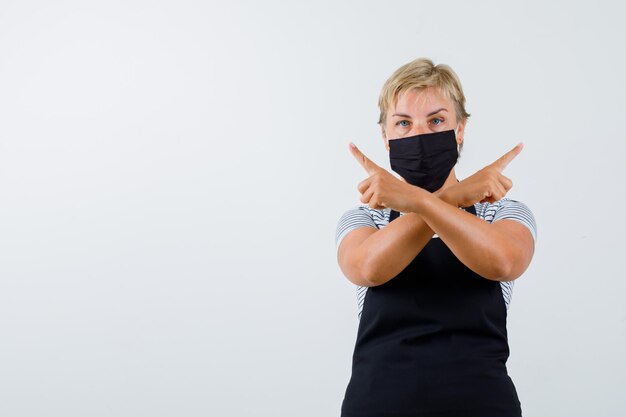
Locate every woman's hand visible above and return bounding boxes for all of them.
[349,142,423,213]
[441,143,523,208]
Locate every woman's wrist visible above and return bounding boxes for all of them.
[406,186,431,214]
[406,185,460,215]
[435,186,460,207]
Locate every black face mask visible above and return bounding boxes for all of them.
[388,129,459,192]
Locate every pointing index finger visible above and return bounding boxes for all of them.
[349,142,380,175]
[491,142,524,172]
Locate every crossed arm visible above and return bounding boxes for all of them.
[337,145,535,287]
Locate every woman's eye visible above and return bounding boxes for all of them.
[430,118,443,126]
[397,120,410,127]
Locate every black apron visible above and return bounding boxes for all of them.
[341,205,522,417]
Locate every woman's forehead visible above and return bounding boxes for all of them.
[393,87,451,113]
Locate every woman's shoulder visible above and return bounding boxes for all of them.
[339,205,391,225]
[335,205,391,247]
[472,198,532,217]
[474,198,537,241]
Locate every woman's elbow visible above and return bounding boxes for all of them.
[361,262,383,287]
[482,252,527,282]
[492,263,516,282]
[358,259,392,287]
[340,257,382,287]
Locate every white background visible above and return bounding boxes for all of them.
[1,1,625,416]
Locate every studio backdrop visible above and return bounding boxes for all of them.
[0,1,624,416]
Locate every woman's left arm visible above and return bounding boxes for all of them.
[409,189,535,281]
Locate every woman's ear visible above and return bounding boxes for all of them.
[455,120,467,146]
[381,125,389,151]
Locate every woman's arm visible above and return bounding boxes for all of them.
[338,143,453,287]
[405,145,535,281]
[337,191,453,287]
[408,188,535,281]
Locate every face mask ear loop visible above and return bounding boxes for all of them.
[455,125,462,160]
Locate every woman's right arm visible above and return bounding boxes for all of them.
[339,143,458,287]
[337,187,458,287]
[337,211,436,287]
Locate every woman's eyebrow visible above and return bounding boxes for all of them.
[426,108,448,117]
[392,108,448,118]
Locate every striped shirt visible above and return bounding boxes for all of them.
[335,198,537,319]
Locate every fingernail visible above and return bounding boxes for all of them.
[349,142,356,149]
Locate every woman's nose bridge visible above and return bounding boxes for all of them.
[410,120,430,135]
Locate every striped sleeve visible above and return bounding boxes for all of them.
[492,199,538,242]
[356,285,368,319]
[500,280,514,311]
[335,206,379,248]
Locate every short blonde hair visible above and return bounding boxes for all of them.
[378,58,470,151]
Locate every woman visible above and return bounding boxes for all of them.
[336,58,537,417]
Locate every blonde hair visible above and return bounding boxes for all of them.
[378,58,470,152]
